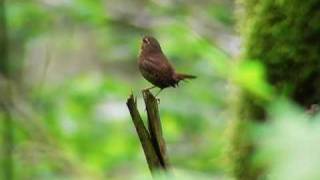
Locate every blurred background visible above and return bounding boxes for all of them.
[1,0,238,179]
[1,0,320,180]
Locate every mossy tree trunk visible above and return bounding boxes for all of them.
[232,0,320,179]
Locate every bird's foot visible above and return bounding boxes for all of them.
[141,86,161,104]
[142,86,156,92]
[154,89,163,97]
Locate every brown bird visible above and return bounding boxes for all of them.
[139,36,196,95]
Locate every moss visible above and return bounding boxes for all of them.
[243,0,320,105]
[231,0,320,179]
[230,92,266,180]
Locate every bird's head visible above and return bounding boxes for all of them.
[140,36,162,54]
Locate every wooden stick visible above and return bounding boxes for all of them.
[126,94,162,173]
[143,90,169,168]
[126,91,169,175]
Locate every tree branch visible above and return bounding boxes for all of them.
[126,90,169,176]
[143,90,169,168]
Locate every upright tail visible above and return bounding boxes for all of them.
[174,73,197,81]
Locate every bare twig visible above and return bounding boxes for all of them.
[143,90,169,168]
[126,90,169,175]
[126,94,162,173]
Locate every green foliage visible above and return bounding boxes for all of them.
[70,0,106,25]
[7,1,53,39]
[232,60,273,100]
[256,100,320,180]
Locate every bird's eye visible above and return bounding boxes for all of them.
[143,38,150,44]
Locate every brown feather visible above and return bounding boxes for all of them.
[139,36,196,89]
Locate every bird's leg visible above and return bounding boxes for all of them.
[154,89,163,103]
[142,85,156,92]
[154,88,163,97]
[142,86,157,105]
[141,86,161,103]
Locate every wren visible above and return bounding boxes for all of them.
[139,36,196,95]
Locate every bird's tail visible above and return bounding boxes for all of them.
[174,73,196,81]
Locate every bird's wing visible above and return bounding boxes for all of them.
[139,59,164,85]
[140,58,163,74]
[146,54,173,72]
[139,53,176,87]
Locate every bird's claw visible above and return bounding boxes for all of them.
[142,86,156,92]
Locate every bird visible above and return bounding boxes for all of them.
[138,36,196,96]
